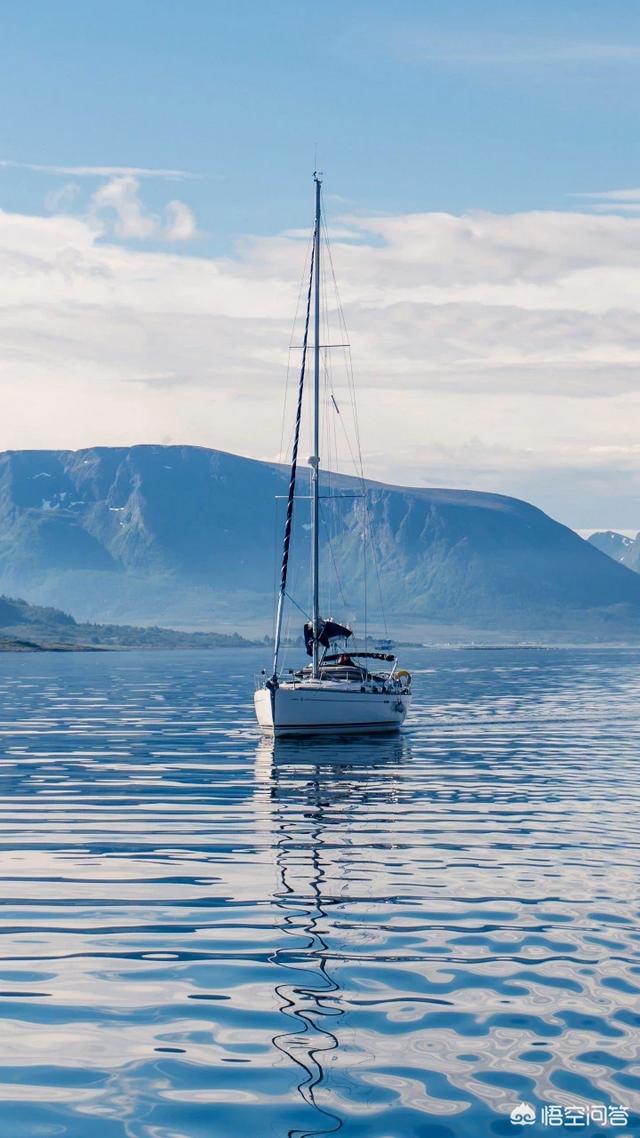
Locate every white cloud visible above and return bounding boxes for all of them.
[90,175,157,240]
[2,203,640,524]
[164,200,198,242]
[88,175,198,242]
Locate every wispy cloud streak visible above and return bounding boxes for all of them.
[0,159,195,179]
[395,34,640,67]
[574,188,640,214]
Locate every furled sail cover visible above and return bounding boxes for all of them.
[304,619,353,657]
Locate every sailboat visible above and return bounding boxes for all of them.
[254,174,412,736]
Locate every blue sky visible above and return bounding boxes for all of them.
[2,0,640,247]
[2,1,640,528]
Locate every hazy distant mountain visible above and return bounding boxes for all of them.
[587,530,640,582]
[588,530,637,565]
[2,444,640,640]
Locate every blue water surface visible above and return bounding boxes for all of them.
[0,646,638,1137]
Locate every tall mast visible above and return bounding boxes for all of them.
[311,173,321,679]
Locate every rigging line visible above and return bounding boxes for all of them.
[320,360,348,617]
[318,220,357,490]
[273,494,280,644]
[279,235,313,466]
[324,330,345,623]
[328,393,341,609]
[368,505,389,637]
[320,273,333,613]
[320,211,370,639]
[321,223,365,491]
[331,394,363,489]
[362,497,368,649]
[323,379,350,617]
[322,215,388,637]
[323,230,365,481]
[323,526,350,614]
[272,232,316,677]
[325,413,340,617]
[325,330,362,493]
[321,209,384,646]
[285,591,311,621]
[318,216,364,637]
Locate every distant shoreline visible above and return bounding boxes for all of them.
[4,639,640,654]
[0,636,261,653]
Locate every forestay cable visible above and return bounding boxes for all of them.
[272,235,316,679]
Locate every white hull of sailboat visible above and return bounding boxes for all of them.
[254,685,411,737]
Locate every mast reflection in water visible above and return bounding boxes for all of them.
[255,735,409,1137]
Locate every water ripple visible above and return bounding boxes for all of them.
[0,647,638,1136]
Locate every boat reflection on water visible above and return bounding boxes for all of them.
[254,734,411,1138]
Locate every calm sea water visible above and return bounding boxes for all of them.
[0,646,639,1138]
